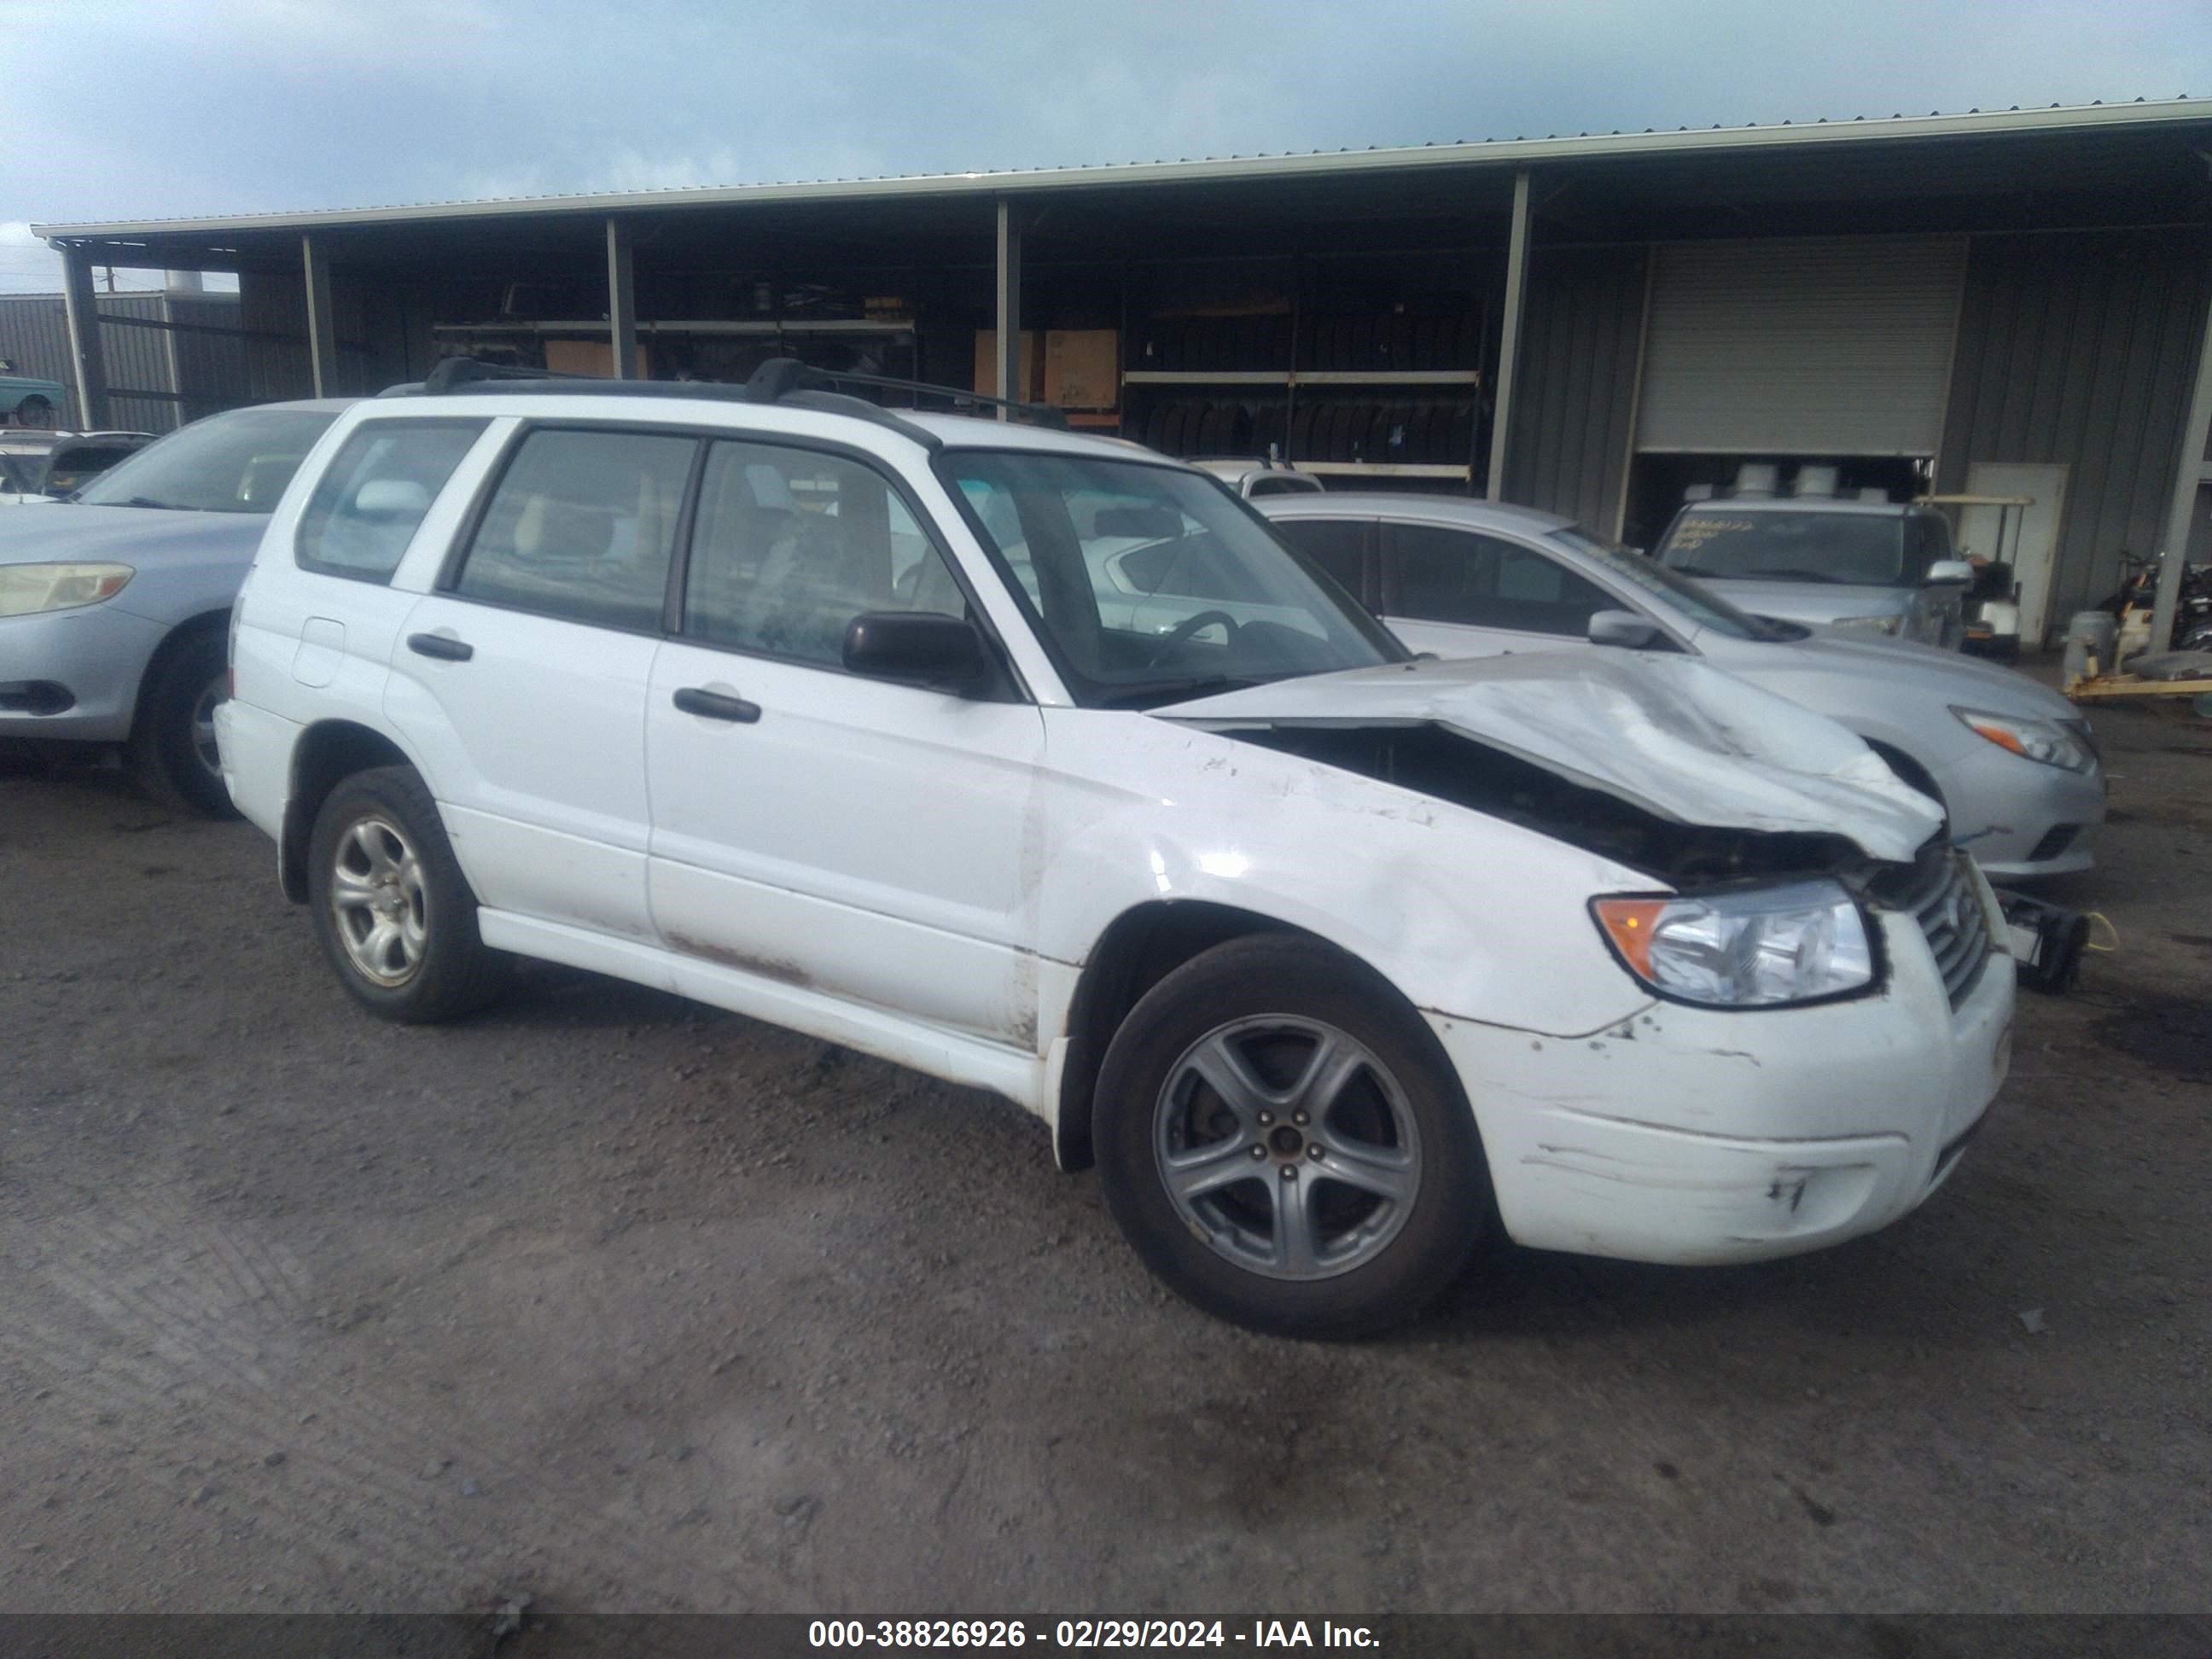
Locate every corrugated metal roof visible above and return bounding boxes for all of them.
[34,96,2212,242]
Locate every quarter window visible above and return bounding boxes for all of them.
[295,419,487,583]
[452,428,695,631]
[682,440,966,667]
[1388,524,1612,637]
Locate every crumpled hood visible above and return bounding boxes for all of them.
[1155,649,1944,864]
[0,503,265,570]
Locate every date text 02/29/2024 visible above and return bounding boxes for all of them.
[806,1619,1382,1649]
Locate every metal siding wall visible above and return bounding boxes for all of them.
[167,294,256,421]
[1504,244,1648,533]
[98,294,178,432]
[236,271,317,401]
[0,294,78,420]
[1935,228,2212,626]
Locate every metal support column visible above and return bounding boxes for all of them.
[1485,167,1533,503]
[58,246,109,429]
[2151,269,2212,653]
[606,218,638,380]
[994,200,1022,417]
[302,234,338,398]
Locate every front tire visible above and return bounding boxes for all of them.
[307,766,512,1023]
[126,628,238,818]
[1094,934,1491,1336]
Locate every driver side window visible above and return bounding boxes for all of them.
[684,440,966,668]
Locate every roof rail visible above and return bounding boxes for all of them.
[752,360,1069,430]
[397,354,946,449]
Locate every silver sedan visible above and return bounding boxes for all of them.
[1257,494,2104,880]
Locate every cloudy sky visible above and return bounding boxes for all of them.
[6,0,2212,290]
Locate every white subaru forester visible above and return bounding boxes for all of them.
[219,358,2014,1336]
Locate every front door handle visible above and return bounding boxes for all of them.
[407,632,474,662]
[672,686,761,724]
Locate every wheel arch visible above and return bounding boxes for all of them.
[280,719,418,903]
[1055,898,1394,1172]
[129,610,230,739]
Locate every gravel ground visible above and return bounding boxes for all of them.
[1,688,2208,1630]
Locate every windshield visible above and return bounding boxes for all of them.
[1547,527,1802,643]
[940,451,1406,707]
[75,408,335,514]
[1657,509,1907,586]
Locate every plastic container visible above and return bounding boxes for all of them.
[2062,609,2117,682]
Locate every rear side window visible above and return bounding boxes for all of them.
[1387,523,1612,636]
[1270,517,1370,602]
[295,420,487,583]
[452,428,696,631]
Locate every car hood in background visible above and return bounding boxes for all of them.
[1687,577,1912,625]
[0,503,266,569]
[1733,624,2082,723]
[1155,650,1943,864]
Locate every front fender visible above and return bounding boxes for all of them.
[1032,710,1655,1039]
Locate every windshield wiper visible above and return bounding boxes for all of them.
[1742,567,1842,584]
[1096,675,1257,710]
[109,496,184,510]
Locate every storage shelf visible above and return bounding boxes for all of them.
[433,317,916,337]
[1293,461,1473,480]
[1121,369,1481,387]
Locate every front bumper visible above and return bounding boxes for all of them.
[1430,907,2013,1266]
[1933,741,2105,880]
[0,602,167,743]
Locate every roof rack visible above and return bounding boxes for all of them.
[394,354,1068,448]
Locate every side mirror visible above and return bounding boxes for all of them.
[1925,559,1975,586]
[1587,608,1665,649]
[843,611,991,693]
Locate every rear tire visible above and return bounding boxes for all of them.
[126,628,238,818]
[1093,934,1492,1337]
[307,765,513,1023]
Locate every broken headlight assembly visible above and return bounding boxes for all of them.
[1950,707,2096,773]
[0,562,134,617]
[1591,880,1876,1009]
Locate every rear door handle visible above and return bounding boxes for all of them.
[407,632,474,662]
[672,686,761,724]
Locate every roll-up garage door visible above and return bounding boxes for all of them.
[1635,236,1967,456]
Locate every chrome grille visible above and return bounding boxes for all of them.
[1884,848,1994,1008]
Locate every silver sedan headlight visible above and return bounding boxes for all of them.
[1951,707,2096,773]
[1592,880,1877,1008]
[0,562,135,617]
[1830,613,1905,637]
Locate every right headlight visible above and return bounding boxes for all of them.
[1950,707,2096,773]
[1591,880,1876,1008]
[0,562,135,617]
[1830,612,1905,636]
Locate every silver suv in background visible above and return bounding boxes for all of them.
[1653,498,1973,649]
[1259,493,2104,879]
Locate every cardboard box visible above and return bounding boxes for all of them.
[544,338,650,379]
[973,329,1043,400]
[1045,329,1120,410]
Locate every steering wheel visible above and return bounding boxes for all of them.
[1141,608,1240,669]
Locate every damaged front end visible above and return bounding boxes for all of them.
[1159,652,1986,1011]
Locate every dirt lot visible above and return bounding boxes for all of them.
[2,685,2209,1630]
